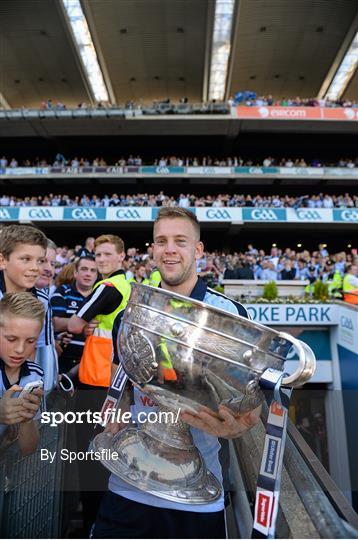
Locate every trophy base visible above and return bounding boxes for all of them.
[93,427,222,504]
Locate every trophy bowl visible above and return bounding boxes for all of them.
[94,284,316,504]
[119,284,315,414]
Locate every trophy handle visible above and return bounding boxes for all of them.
[278,332,316,387]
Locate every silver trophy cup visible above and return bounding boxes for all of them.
[94,284,316,504]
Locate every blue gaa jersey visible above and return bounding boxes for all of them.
[109,278,249,513]
[0,358,44,439]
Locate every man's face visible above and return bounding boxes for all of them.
[95,242,124,278]
[75,259,98,289]
[0,243,46,292]
[0,316,42,369]
[153,218,203,287]
[36,247,56,289]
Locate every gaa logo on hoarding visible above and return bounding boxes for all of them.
[29,208,53,219]
[296,210,321,220]
[71,208,98,220]
[340,210,358,222]
[115,208,141,219]
[206,209,231,220]
[340,316,353,330]
[0,209,11,219]
[156,167,170,174]
[249,167,264,174]
[251,209,278,220]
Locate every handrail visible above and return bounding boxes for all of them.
[0,391,68,538]
[287,419,358,529]
[229,402,358,538]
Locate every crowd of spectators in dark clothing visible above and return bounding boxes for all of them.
[32,95,358,110]
[1,192,357,209]
[1,155,357,169]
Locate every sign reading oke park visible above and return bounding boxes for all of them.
[245,304,338,325]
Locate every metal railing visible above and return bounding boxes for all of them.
[0,102,231,121]
[228,403,358,538]
[1,392,358,538]
[0,392,67,539]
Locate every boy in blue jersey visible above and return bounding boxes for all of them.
[93,208,260,539]
[0,225,59,393]
[0,292,45,455]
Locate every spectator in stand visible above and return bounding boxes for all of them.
[76,237,95,259]
[0,157,8,169]
[235,260,254,280]
[56,246,69,268]
[295,258,310,280]
[279,260,297,280]
[199,256,221,288]
[260,260,278,281]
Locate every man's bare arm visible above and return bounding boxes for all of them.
[68,314,87,334]
[53,316,69,333]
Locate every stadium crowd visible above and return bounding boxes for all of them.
[230,92,358,109]
[1,154,357,168]
[15,94,358,111]
[53,238,357,291]
[1,192,357,209]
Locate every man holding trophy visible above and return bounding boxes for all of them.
[92,208,261,539]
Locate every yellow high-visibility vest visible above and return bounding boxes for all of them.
[79,273,131,386]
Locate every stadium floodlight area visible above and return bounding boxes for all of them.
[324,30,358,101]
[61,0,109,103]
[208,0,235,102]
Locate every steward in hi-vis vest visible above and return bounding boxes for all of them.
[68,234,131,387]
[343,264,358,305]
[128,262,150,285]
[149,268,161,287]
[77,273,131,386]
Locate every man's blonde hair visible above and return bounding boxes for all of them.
[0,224,47,258]
[0,292,45,327]
[94,234,125,254]
[154,207,200,240]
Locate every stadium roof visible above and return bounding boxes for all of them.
[0,0,357,109]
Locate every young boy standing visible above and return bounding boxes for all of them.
[0,225,58,391]
[0,224,47,298]
[0,293,45,455]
